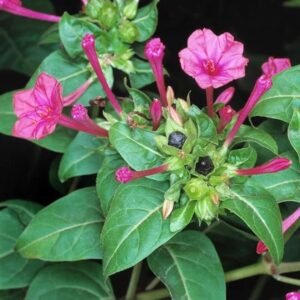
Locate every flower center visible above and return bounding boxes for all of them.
[204,59,217,75]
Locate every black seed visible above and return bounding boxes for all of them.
[196,156,214,176]
[168,131,187,149]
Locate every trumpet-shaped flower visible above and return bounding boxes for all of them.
[0,0,60,22]
[13,72,107,139]
[179,28,248,89]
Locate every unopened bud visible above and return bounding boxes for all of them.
[98,2,118,29]
[194,197,218,224]
[118,20,139,43]
[123,0,139,19]
[166,86,175,106]
[184,178,209,201]
[168,106,183,126]
[86,0,102,19]
[162,199,174,219]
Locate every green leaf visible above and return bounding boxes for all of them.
[109,122,167,180]
[59,13,102,58]
[221,184,284,264]
[0,0,56,75]
[148,230,225,300]
[58,133,107,182]
[0,209,44,289]
[248,151,300,203]
[129,58,155,88]
[288,109,300,160]
[0,289,26,300]
[16,188,104,261]
[0,199,42,226]
[96,154,124,215]
[25,262,115,300]
[170,201,196,232]
[233,125,278,154]
[127,85,152,111]
[132,0,158,42]
[251,65,300,122]
[227,145,257,168]
[101,178,174,276]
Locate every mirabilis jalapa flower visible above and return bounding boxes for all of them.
[13,73,108,139]
[0,0,60,22]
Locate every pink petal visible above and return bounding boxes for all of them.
[262,57,291,77]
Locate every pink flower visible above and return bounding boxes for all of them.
[257,207,300,254]
[150,99,162,130]
[218,105,236,132]
[145,38,168,107]
[0,0,60,22]
[82,34,122,115]
[216,87,235,105]
[262,57,291,78]
[286,292,300,300]
[13,72,108,139]
[115,164,169,183]
[179,28,248,89]
[236,157,291,176]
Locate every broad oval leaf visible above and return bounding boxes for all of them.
[221,184,283,264]
[25,262,115,300]
[129,58,155,89]
[148,230,225,300]
[132,0,158,42]
[109,122,167,180]
[0,209,44,289]
[58,133,106,182]
[101,178,174,276]
[0,289,26,300]
[288,109,300,160]
[251,65,300,122]
[16,188,104,261]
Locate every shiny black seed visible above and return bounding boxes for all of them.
[196,156,214,176]
[168,131,187,149]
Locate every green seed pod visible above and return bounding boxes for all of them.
[194,196,218,224]
[86,0,102,19]
[98,2,119,29]
[123,0,139,19]
[184,178,209,201]
[118,20,139,43]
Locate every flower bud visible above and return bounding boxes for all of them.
[194,196,218,224]
[98,2,118,29]
[123,0,138,19]
[184,178,209,201]
[162,199,174,219]
[118,20,139,43]
[86,0,102,19]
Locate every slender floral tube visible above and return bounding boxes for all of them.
[236,157,291,176]
[205,86,215,117]
[145,38,168,107]
[115,164,169,183]
[150,99,162,130]
[63,78,93,106]
[257,207,300,254]
[224,76,271,147]
[82,33,123,115]
[0,0,60,22]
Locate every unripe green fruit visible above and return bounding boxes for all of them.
[194,196,218,224]
[98,2,119,29]
[184,178,209,201]
[118,20,139,43]
[123,0,138,19]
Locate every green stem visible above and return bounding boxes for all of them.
[125,262,143,300]
[225,261,267,282]
[273,274,300,286]
[136,288,170,300]
[145,277,161,291]
[277,262,300,274]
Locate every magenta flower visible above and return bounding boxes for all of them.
[13,72,108,139]
[115,164,169,183]
[218,105,236,132]
[257,207,300,254]
[216,87,235,105]
[286,292,300,300]
[0,0,60,22]
[150,99,162,130]
[224,57,291,148]
[82,34,123,115]
[236,157,291,176]
[179,28,248,89]
[145,38,168,107]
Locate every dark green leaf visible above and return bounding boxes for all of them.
[58,133,107,182]
[0,209,44,289]
[25,262,115,300]
[101,178,173,276]
[0,289,26,300]
[59,13,102,58]
[233,125,278,154]
[16,188,104,261]
[221,184,283,264]
[96,154,124,215]
[170,201,196,232]
[251,65,300,122]
[129,58,155,88]
[227,145,257,168]
[0,0,57,75]
[148,230,225,300]
[132,0,158,42]
[288,109,300,160]
[109,122,167,180]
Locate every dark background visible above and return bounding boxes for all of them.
[0,0,299,299]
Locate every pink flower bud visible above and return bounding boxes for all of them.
[286,292,300,300]
[218,105,236,132]
[115,167,134,183]
[144,38,168,107]
[150,99,162,130]
[216,87,235,105]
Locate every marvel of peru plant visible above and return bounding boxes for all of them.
[0,0,300,299]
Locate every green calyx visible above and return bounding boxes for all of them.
[123,0,139,19]
[98,2,119,29]
[118,20,139,43]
